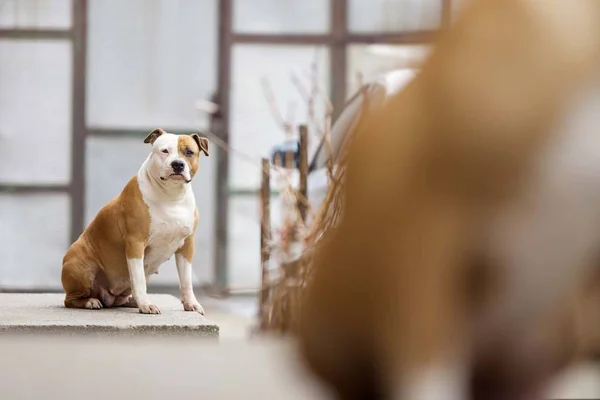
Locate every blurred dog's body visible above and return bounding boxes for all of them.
[298,1,600,399]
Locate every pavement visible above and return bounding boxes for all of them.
[0,293,218,338]
[0,336,597,400]
[0,292,597,399]
[0,337,330,400]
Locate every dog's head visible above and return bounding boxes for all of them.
[143,128,209,183]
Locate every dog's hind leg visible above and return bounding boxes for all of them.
[61,256,103,310]
[64,296,103,310]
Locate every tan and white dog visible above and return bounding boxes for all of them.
[61,128,209,315]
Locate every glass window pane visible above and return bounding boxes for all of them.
[85,136,149,224]
[348,0,442,32]
[87,0,218,130]
[233,0,330,34]
[85,135,215,286]
[0,193,70,289]
[0,0,72,29]
[347,43,430,96]
[230,44,329,190]
[228,195,282,289]
[0,40,72,185]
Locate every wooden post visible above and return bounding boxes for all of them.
[298,124,309,222]
[259,158,271,329]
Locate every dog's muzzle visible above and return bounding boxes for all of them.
[171,160,185,174]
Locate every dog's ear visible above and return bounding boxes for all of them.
[144,128,166,145]
[191,134,209,156]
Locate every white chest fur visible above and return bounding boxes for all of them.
[144,199,195,274]
[137,167,196,277]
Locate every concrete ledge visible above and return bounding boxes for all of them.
[0,293,219,338]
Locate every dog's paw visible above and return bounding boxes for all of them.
[138,304,161,314]
[85,298,103,310]
[183,301,205,315]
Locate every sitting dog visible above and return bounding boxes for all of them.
[61,128,209,315]
[298,0,600,399]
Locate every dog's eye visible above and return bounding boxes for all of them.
[185,150,194,157]
[161,149,169,154]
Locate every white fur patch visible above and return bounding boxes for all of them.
[127,257,150,306]
[149,133,193,182]
[483,75,600,340]
[396,357,469,400]
[176,253,197,303]
[136,132,197,287]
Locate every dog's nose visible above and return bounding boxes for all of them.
[171,160,185,173]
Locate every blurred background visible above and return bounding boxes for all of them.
[0,2,599,398]
[0,0,459,295]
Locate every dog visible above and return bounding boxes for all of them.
[297,0,600,399]
[61,128,209,315]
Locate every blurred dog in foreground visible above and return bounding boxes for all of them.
[298,0,600,399]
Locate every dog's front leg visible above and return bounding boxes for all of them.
[125,237,160,314]
[176,236,204,314]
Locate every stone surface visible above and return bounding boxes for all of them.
[0,293,218,337]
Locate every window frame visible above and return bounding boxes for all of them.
[0,0,452,292]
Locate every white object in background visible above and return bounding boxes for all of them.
[365,44,431,69]
[306,68,417,219]
[195,98,219,115]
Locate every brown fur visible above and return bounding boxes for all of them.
[144,128,166,145]
[572,266,600,359]
[297,0,600,398]
[190,134,209,157]
[62,176,150,309]
[178,135,202,177]
[176,208,199,263]
[469,270,600,400]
